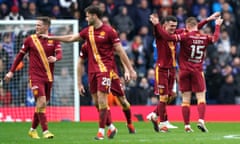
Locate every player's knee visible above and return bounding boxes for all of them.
[181,101,190,107]
[159,95,168,103]
[98,98,108,109]
[182,96,191,106]
[167,95,176,104]
[98,103,108,109]
[121,100,130,110]
[35,105,46,113]
[197,98,206,104]
[196,92,206,104]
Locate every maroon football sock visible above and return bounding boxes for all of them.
[158,102,166,122]
[123,109,132,124]
[153,105,159,116]
[106,109,112,126]
[38,113,48,132]
[99,108,108,128]
[198,103,206,120]
[182,106,190,125]
[164,112,168,121]
[31,112,39,129]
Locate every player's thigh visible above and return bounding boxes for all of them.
[111,76,125,97]
[30,80,46,98]
[45,81,53,101]
[155,68,170,95]
[191,71,206,92]
[96,72,111,93]
[168,69,176,96]
[88,73,97,94]
[179,69,191,92]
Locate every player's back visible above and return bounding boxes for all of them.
[179,31,212,71]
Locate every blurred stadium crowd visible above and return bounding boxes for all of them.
[0,0,240,106]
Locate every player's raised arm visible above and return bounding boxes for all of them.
[198,12,221,29]
[41,33,82,43]
[211,16,223,43]
[150,14,179,41]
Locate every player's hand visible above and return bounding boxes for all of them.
[124,71,130,82]
[78,83,85,96]
[215,16,223,25]
[130,70,137,80]
[48,56,57,63]
[207,12,221,21]
[149,14,159,25]
[4,72,13,83]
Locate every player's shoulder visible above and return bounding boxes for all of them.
[24,35,33,43]
[102,24,116,32]
[80,26,89,34]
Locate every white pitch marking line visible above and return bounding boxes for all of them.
[224,135,240,139]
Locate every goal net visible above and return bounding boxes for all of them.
[0,20,79,122]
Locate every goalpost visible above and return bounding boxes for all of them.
[0,20,80,122]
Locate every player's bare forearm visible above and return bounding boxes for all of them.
[42,33,81,43]
[121,59,131,82]
[77,58,84,85]
[77,58,85,95]
[114,43,137,80]
[115,43,132,71]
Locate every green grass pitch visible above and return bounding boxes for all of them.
[0,122,240,144]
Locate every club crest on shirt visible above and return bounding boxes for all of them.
[100,31,105,36]
[98,31,105,39]
[47,40,54,46]
[48,40,53,44]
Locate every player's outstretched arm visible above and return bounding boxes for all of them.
[40,33,81,43]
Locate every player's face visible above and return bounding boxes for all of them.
[86,12,96,25]
[164,21,177,34]
[35,20,48,34]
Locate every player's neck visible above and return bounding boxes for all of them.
[188,27,198,32]
[93,19,103,29]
